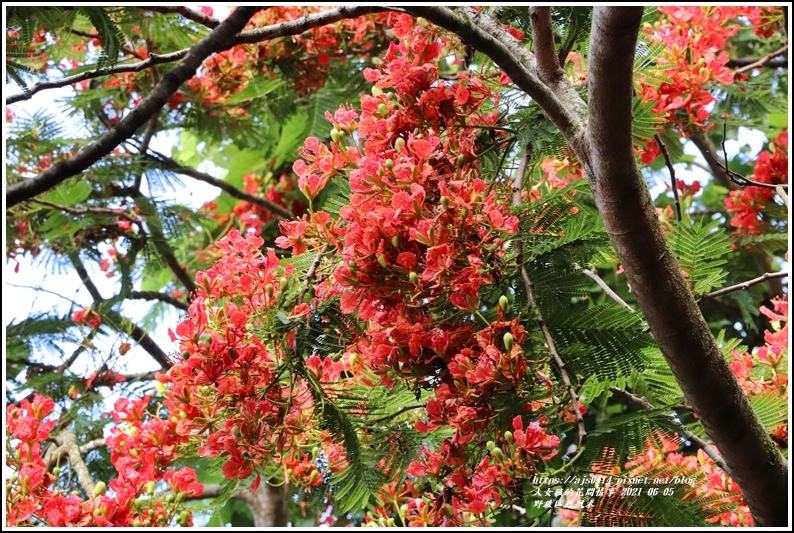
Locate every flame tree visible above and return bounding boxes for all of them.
[5,6,788,527]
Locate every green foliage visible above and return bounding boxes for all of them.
[668,219,732,295]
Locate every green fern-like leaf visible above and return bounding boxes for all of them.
[669,219,732,294]
[550,305,654,382]
[749,392,788,435]
[76,7,126,68]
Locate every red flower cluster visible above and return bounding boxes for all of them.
[188,7,390,104]
[5,394,201,527]
[639,7,745,129]
[725,132,788,235]
[163,228,348,491]
[278,13,561,525]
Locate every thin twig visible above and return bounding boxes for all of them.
[712,122,788,191]
[6,50,189,105]
[368,404,426,425]
[297,244,333,305]
[138,6,220,28]
[574,263,634,312]
[146,150,293,219]
[687,129,737,191]
[697,271,788,303]
[29,198,140,225]
[609,387,729,473]
[513,144,586,448]
[654,134,682,222]
[734,44,788,75]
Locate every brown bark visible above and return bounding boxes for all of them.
[234,484,289,527]
[586,8,787,526]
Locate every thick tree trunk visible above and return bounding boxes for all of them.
[235,484,289,527]
[585,7,788,526]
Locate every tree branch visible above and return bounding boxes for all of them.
[132,193,197,294]
[69,252,104,302]
[529,7,563,83]
[402,7,587,145]
[129,290,189,311]
[49,431,96,496]
[609,387,729,473]
[138,6,220,28]
[69,252,173,370]
[687,129,738,191]
[697,271,788,304]
[654,134,682,222]
[574,263,634,312]
[8,7,387,108]
[727,57,787,69]
[46,436,107,471]
[6,7,262,208]
[734,44,788,75]
[146,151,293,219]
[587,7,787,526]
[512,144,586,448]
[6,50,189,106]
[233,6,389,45]
[104,309,173,370]
[29,198,140,225]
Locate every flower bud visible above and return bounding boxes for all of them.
[409,271,419,284]
[499,295,509,312]
[391,236,399,248]
[486,440,496,451]
[279,277,288,291]
[378,103,390,117]
[504,430,513,443]
[265,283,274,299]
[330,128,342,144]
[395,137,406,152]
[371,86,383,96]
[503,332,514,353]
[377,254,388,268]
[146,480,156,496]
[92,481,107,498]
[384,158,394,170]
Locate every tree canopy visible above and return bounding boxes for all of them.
[4,6,789,527]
